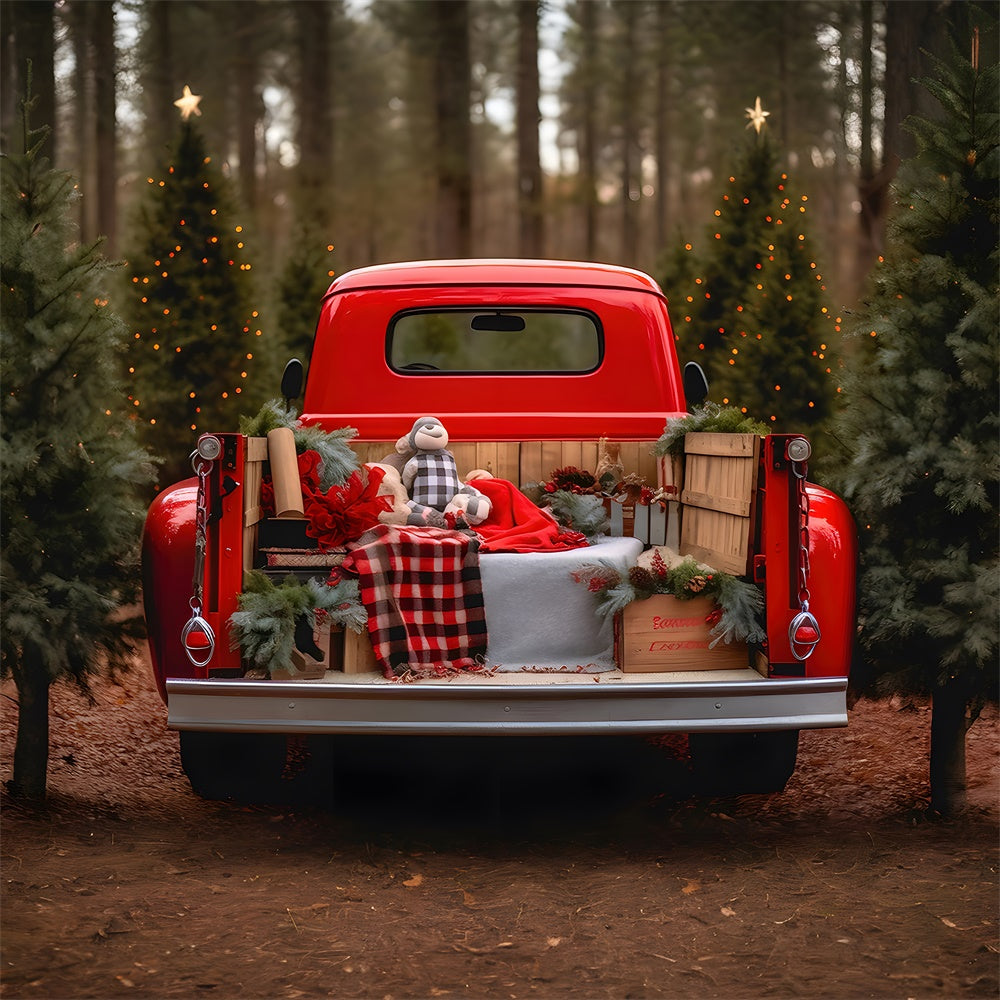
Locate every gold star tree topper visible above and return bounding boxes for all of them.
[174,85,202,121]
[745,96,770,134]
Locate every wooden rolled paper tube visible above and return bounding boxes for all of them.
[267,427,304,518]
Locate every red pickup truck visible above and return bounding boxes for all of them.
[142,259,857,801]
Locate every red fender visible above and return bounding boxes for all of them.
[801,484,858,677]
[142,479,198,702]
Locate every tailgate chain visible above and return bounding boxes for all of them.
[180,446,217,667]
[788,454,821,660]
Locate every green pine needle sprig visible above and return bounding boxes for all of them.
[229,571,366,675]
[653,402,769,457]
[239,398,359,490]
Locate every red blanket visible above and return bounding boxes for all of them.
[471,478,589,553]
[341,524,487,678]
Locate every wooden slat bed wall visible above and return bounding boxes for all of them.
[351,440,661,489]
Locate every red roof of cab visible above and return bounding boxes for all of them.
[323,259,667,298]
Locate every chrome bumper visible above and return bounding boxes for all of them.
[166,674,848,736]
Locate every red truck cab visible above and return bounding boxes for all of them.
[143,259,857,801]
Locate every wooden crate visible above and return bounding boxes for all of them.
[342,627,380,674]
[618,595,749,672]
[679,432,761,576]
[242,436,269,570]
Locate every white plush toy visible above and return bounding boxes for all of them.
[396,416,492,528]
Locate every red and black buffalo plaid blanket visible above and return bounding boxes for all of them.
[341,524,488,678]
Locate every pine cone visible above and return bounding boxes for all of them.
[629,566,656,594]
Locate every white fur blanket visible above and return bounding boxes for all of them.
[478,535,643,672]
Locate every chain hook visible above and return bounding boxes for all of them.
[787,438,819,660]
[181,438,219,668]
[181,605,216,668]
[789,607,821,661]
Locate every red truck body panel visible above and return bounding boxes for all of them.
[303,259,685,442]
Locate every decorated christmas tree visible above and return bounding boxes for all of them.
[122,106,266,488]
[1,93,154,800]
[832,29,998,815]
[662,99,837,434]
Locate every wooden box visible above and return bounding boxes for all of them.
[242,436,269,570]
[342,627,380,674]
[617,595,749,672]
[679,432,761,576]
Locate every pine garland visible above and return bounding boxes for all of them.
[239,398,359,490]
[653,402,769,457]
[574,549,765,648]
[540,489,609,539]
[229,571,367,675]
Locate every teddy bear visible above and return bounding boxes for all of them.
[389,416,492,528]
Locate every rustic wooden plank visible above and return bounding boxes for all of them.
[448,443,477,476]
[246,436,269,462]
[352,441,397,465]
[242,438,267,569]
[519,441,544,484]
[469,442,497,477]
[541,441,563,479]
[493,442,521,482]
[635,446,659,485]
[684,431,759,457]
[680,489,752,518]
[342,628,379,674]
[559,441,584,469]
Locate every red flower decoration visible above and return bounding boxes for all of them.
[259,449,323,518]
[297,449,322,493]
[303,467,393,550]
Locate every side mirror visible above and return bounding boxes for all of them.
[683,361,709,410]
[281,358,304,406]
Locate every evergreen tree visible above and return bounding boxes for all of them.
[1,96,154,800]
[832,28,999,815]
[275,218,337,371]
[121,123,268,488]
[661,119,837,436]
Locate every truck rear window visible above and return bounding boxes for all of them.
[388,309,602,373]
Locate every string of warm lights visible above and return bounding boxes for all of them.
[125,127,263,437]
[668,120,840,426]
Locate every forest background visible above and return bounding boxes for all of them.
[2,0,984,398]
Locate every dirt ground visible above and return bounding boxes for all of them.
[1,652,997,1000]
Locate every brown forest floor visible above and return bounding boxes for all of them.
[1,649,997,1000]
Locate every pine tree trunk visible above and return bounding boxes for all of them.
[929,678,968,816]
[516,0,543,258]
[577,0,598,260]
[91,0,117,254]
[144,1,175,156]
[654,2,672,253]
[9,668,51,801]
[619,2,640,266]
[430,0,471,259]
